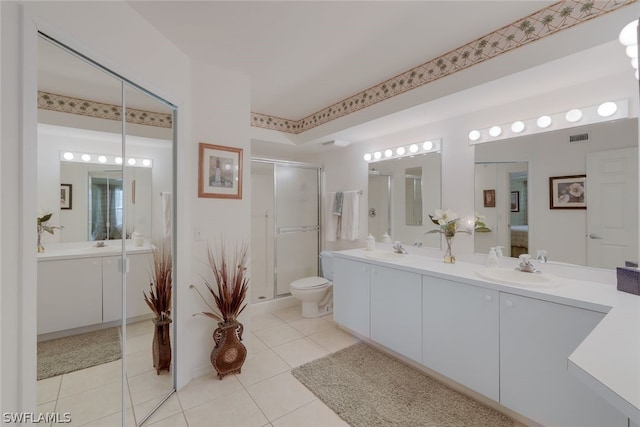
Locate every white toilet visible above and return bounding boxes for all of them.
[290,251,334,318]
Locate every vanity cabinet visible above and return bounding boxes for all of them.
[37,257,103,334]
[103,253,153,323]
[333,257,370,338]
[422,276,499,400]
[370,265,421,362]
[499,293,626,427]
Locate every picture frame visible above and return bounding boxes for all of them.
[549,175,586,209]
[198,142,243,199]
[483,189,496,207]
[511,191,519,212]
[60,183,72,210]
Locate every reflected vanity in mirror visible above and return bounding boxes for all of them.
[37,33,176,426]
[474,118,638,269]
[368,149,441,247]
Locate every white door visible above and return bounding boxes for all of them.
[586,147,638,269]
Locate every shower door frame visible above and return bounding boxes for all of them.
[251,158,322,299]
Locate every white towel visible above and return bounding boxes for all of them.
[340,191,360,241]
[326,192,339,242]
[161,192,172,238]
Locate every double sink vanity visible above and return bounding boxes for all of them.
[37,241,154,337]
[332,245,640,427]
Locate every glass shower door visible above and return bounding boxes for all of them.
[275,165,320,296]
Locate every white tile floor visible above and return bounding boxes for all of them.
[37,304,359,426]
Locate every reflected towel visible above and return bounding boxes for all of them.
[161,192,172,238]
[340,191,360,241]
[332,192,344,215]
[326,192,339,242]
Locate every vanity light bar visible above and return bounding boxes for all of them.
[59,151,153,168]
[363,138,441,162]
[467,99,629,145]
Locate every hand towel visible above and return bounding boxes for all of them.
[332,192,344,215]
[340,190,360,241]
[326,192,339,242]
[161,192,172,238]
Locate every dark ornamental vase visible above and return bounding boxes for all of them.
[152,318,172,374]
[211,320,247,380]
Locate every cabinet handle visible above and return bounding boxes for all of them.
[484,295,493,302]
[504,300,514,308]
[371,268,376,274]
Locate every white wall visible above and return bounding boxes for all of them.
[1,1,251,415]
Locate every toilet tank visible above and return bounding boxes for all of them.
[319,251,334,281]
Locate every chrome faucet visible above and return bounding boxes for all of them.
[516,254,540,273]
[393,241,408,254]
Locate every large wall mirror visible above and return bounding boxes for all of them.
[474,118,638,269]
[368,150,441,247]
[37,34,176,426]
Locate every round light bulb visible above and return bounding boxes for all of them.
[396,147,406,156]
[422,141,433,151]
[63,152,74,160]
[489,126,502,137]
[384,149,393,158]
[565,109,583,123]
[626,45,638,59]
[619,20,638,47]
[224,163,231,170]
[597,101,618,117]
[409,144,419,153]
[81,154,91,162]
[636,69,639,80]
[363,153,372,161]
[127,158,136,165]
[373,151,382,160]
[631,57,639,69]
[142,159,151,167]
[536,115,552,128]
[98,155,107,163]
[511,121,525,133]
[115,157,123,164]
[468,130,480,141]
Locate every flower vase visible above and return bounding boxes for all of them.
[37,226,45,253]
[444,235,455,263]
[211,320,247,380]
[152,318,172,374]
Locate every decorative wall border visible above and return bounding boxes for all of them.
[251,0,636,135]
[38,91,173,128]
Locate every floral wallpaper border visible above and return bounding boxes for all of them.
[38,91,173,129]
[251,0,636,135]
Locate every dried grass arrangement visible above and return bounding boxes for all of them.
[144,241,173,322]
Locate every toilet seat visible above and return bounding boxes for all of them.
[290,276,329,290]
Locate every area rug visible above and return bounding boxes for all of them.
[37,327,122,380]
[292,342,513,427]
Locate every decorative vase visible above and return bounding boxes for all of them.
[37,225,45,253]
[211,320,247,380]
[152,318,172,374]
[444,234,455,264]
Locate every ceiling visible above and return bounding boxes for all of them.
[39,1,639,148]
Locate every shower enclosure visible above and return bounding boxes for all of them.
[251,159,321,303]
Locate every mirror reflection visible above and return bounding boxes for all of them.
[474,118,638,269]
[368,151,441,247]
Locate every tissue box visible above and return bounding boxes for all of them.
[616,267,640,296]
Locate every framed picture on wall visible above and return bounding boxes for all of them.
[60,183,72,210]
[198,142,243,199]
[511,191,519,212]
[483,189,496,207]
[549,175,586,209]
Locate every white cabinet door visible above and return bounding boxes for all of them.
[370,265,421,362]
[37,258,103,334]
[126,253,153,319]
[102,256,123,323]
[500,293,627,427]
[333,257,370,338]
[422,276,499,400]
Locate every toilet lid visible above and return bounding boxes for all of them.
[291,277,329,290]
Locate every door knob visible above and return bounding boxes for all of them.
[588,233,604,240]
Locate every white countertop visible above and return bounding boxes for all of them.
[333,246,640,424]
[37,240,154,261]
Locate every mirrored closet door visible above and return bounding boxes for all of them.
[36,33,176,426]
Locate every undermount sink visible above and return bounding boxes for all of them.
[476,268,560,288]
[363,250,410,261]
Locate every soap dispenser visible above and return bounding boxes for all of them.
[487,247,499,268]
[495,246,504,258]
[366,234,376,251]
